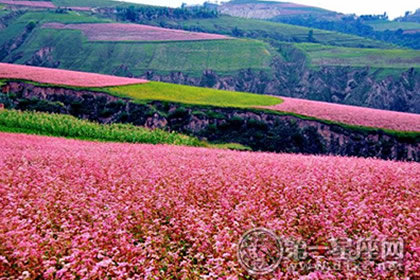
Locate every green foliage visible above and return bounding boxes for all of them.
[116,5,218,23]
[107,82,283,108]
[296,43,420,68]
[367,20,420,31]
[210,142,252,151]
[163,16,393,49]
[0,109,205,147]
[8,25,274,77]
[16,11,109,24]
[52,0,120,8]
[275,15,420,49]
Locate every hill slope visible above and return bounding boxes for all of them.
[0,5,419,114]
[218,0,338,20]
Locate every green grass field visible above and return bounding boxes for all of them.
[0,109,205,146]
[366,20,420,31]
[172,16,394,49]
[10,26,275,77]
[296,43,420,68]
[108,82,282,107]
[16,11,109,24]
[52,0,120,8]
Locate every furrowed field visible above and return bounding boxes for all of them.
[0,133,419,279]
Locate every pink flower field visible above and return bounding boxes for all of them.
[0,1,55,9]
[0,132,419,279]
[0,1,91,11]
[42,23,232,42]
[265,97,420,132]
[0,63,148,87]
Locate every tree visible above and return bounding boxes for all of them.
[307,30,314,42]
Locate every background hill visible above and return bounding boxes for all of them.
[218,0,339,20]
[0,1,419,114]
[219,0,420,49]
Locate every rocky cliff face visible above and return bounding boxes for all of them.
[2,81,419,161]
[142,63,420,114]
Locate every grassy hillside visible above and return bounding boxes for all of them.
[366,20,420,31]
[296,43,420,69]
[7,24,274,76]
[52,0,119,8]
[108,81,282,107]
[163,16,393,49]
[16,11,110,24]
[219,0,336,19]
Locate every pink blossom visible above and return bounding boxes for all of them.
[265,96,420,131]
[0,63,147,87]
[0,132,418,279]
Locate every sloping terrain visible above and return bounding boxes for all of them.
[0,1,55,9]
[42,22,231,42]
[218,0,338,20]
[159,16,392,49]
[1,63,419,132]
[0,3,419,115]
[0,0,121,9]
[1,65,419,161]
[0,63,148,87]
[366,20,420,32]
[0,11,274,77]
[0,132,419,278]
[265,97,420,132]
[297,43,420,69]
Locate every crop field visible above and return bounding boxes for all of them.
[366,20,420,32]
[265,97,420,132]
[15,11,109,24]
[2,64,419,133]
[176,16,393,49]
[0,132,418,278]
[0,63,148,87]
[0,109,205,147]
[0,0,119,9]
[297,43,420,68]
[51,0,120,8]
[42,22,232,42]
[0,0,55,8]
[10,28,273,76]
[108,82,282,108]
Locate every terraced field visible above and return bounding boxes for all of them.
[0,63,147,87]
[0,0,121,9]
[0,1,55,9]
[366,20,420,32]
[174,16,393,48]
[15,11,109,24]
[8,27,273,76]
[297,43,420,68]
[42,22,231,42]
[265,97,420,132]
[2,63,419,133]
[108,82,282,108]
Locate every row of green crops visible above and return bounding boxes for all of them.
[0,109,205,147]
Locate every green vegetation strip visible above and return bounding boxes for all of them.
[0,109,205,147]
[107,82,282,108]
[296,43,420,69]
